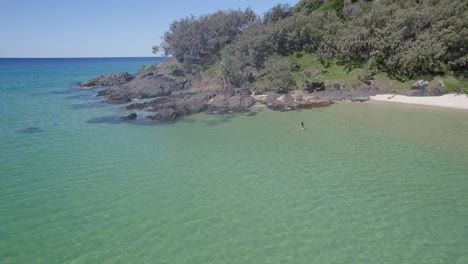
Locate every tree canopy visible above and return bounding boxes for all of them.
[158,0,468,89]
[160,8,256,69]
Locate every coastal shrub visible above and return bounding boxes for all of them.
[220,44,257,87]
[165,64,183,77]
[261,56,295,92]
[357,57,376,85]
[299,67,327,91]
[139,64,158,73]
[333,0,468,80]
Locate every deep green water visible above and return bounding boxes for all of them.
[1,58,467,263]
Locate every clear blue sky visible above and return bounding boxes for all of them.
[0,0,299,58]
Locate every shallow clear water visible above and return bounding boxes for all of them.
[1,58,467,263]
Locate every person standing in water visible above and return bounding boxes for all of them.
[300,122,304,130]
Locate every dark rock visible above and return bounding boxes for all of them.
[406,89,425,96]
[146,108,177,121]
[92,72,189,103]
[314,84,379,101]
[406,86,443,97]
[128,92,213,120]
[332,83,342,90]
[264,92,284,110]
[98,91,131,103]
[206,92,255,112]
[351,97,369,102]
[296,99,334,109]
[226,95,242,111]
[176,93,210,113]
[265,92,280,104]
[426,86,442,96]
[240,95,256,109]
[120,113,137,120]
[207,95,227,111]
[304,82,325,92]
[263,92,334,110]
[80,72,134,88]
[268,99,287,110]
[411,80,429,90]
[282,94,295,108]
[227,95,255,111]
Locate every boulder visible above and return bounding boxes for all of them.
[240,95,256,109]
[207,95,227,111]
[206,93,255,112]
[411,80,429,90]
[426,87,442,96]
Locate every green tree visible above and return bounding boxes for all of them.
[160,9,256,68]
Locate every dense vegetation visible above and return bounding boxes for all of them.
[157,0,467,92]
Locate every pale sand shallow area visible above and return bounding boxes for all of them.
[370,94,468,110]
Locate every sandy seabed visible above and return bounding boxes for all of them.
[370,94,468,111]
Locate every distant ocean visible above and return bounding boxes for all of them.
[1,58,467,263]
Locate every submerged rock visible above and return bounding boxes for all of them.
[145,108,177,121]
[16,127,43,134]
[120,113,137,120]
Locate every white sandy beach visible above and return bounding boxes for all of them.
[370,94,468,111]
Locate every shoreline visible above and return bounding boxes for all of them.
[370,94,468,111]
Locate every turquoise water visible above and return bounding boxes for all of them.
[1,58,468,263]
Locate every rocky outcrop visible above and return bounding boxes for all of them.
[312,82,381,102]
[206,89,255,112]
[125,92,210,121]
[97,72,189,103]
[263,91,334,111]
[124,90,256,121]
[80,72,134,88]
[82,60,452,122]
